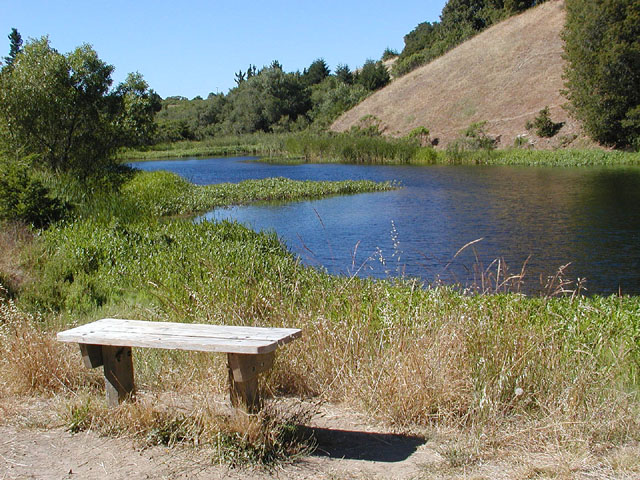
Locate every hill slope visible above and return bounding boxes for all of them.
[331,0,582,149]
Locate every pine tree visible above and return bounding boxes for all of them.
[4,28,22,67]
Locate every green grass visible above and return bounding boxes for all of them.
[122,133,640,167]
[436,148,640,167]
[117,133,291,161]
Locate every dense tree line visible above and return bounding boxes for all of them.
[393,0,546,76]
[563,0,640,149]
[155,58,390,142]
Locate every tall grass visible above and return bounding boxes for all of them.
[121,132,640,167]
[438,148,640,167]
[2,163,639,465]
[118,133,291,161]
[283,133,423,164]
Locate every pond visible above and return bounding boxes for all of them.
[131,156,640,296]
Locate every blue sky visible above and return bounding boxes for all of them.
[0,1,447,99]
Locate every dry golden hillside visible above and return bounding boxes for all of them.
[332,0,585,149]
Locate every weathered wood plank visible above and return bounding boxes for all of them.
[57,319,301,355]
[102,346,135,406]
[66,318,301,340]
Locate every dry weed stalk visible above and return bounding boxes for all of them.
[0,290,100,395]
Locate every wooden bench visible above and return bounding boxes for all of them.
[57,318,301,412]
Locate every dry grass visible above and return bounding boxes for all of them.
[61,391,316,466]
[0,290,101,396]
[1,266,638,470]
[332,0,588,149]
[0,221,35,297]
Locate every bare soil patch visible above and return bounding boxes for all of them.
[1,396,638,480]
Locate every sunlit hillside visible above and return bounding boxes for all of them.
[332,0,586,149]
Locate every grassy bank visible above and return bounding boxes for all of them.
[117,133,290,161]
[1,166,639,468]
[122,133,640,167]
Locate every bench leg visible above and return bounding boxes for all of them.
[79,344,103,369]
[102,346,135,407]
[227,352,275,413]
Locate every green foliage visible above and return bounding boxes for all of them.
[394,0,546,77]
[406,126,431,146]
[23,169,392,312]
[354,59,390,91]
[0,159,67,228]
[525,106,563,138]
[563,0,640,147]
[302,58,330,86]
[284,132,420,164]
[439,148,640,166]
[334,63,354,85]
[3,28,22,67]
[0,36,158,176]
[115,72,162,146]
[222,67,311,134]
[381,47,399,60]
[447,121,498,156]
[411,146,438,164]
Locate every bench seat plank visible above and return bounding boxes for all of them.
[57,318,302,354]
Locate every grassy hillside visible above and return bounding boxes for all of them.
[332,1,584,149]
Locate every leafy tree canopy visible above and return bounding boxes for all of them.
[0,35,159,175]
[335,64,354,85]
[563,0,640,148]
[355,60,390,91]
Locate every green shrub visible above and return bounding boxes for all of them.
[411,147,438,164]
[447,121,498,155]
[406,126,431,146]
[0,160,67,228]
[526,107,563,138]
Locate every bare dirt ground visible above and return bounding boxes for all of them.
[0,397,441,480]
[2,396,639,480]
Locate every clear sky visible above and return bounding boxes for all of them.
[0,0,447,99]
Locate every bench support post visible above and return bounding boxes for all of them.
[79,344,103,369]
[102,346,135,407]
[227,352,275,413]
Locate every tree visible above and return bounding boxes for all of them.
[3,28,22,67]
[303,58,330,86]
[0,36,158,175]
[115,72,161,147]
[335,63,353,85]
[563,0,640,147]
[355,60,390,91]
[234,70,245,86]
[222,67,310,134]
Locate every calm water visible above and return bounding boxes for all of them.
[132,156,640,295]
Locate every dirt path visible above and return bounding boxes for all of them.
[2,398,639,479]
[0,401,440,480]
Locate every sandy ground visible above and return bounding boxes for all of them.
[0,399,441,480]
[2,396,639,479]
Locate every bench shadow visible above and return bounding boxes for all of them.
[307,427,426,462]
